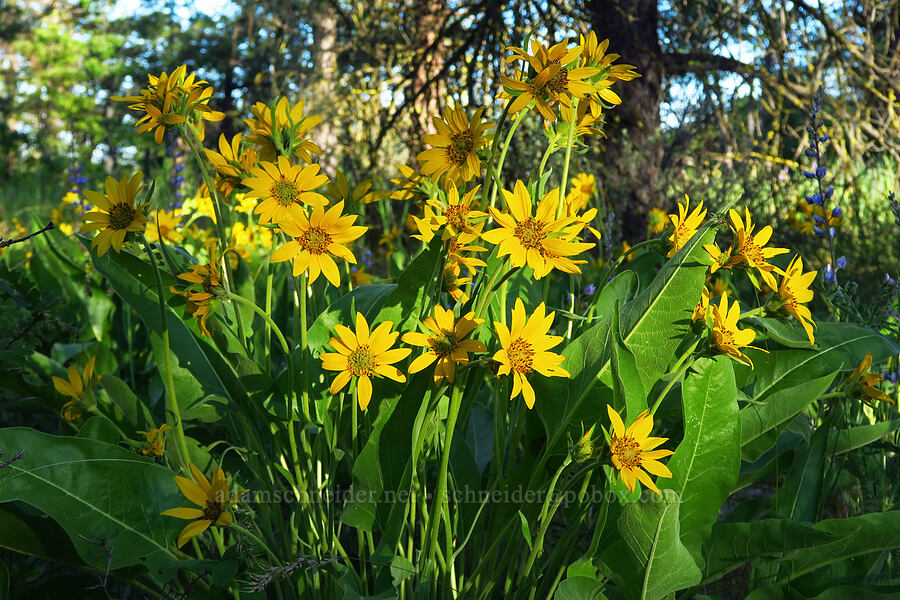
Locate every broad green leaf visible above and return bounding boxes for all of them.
[747,316,816,349]
[390,555,416,588]
[828,420,900,455]
[0,428,186,580]
[740,372,836,462]
[0,503,83,566]
[75,416,119,444]
[701,519,837,583]
[610,301,646,421]
[536,225,716,449]
[518,510,533,549]
[554,576,608,600]
[777,415,829,522]
[375,235,444,330]
[663,356,739,560]
[598,490,702,600]
[783,510,900,579]
[591,270,639,322]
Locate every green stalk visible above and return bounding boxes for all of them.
[481,100,513,212]
[555,99,578,219]
[489,109,528,211]
[140,235,190,470]
[518,456,571,585]
[421,376,466,575]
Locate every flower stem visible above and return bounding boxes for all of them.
[421,376,466,576]
[519,456,571,583]
[140,235,190,470]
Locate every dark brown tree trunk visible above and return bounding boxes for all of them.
[587,0,662,242]
[310,0,340,174]
[408,0,447,154]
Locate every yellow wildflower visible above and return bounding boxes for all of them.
[145,209,183,244]
[710,293,762,368]
[667,195,706,258]
[846,353,895,406]
[161,464,245,548]
[403,306,487,385]
[607,405,673,495]
[775,255,817,345]
[136,424,169,456]
[243,156,329,225]
[52,356,99,421]
[647,207,670,235]
[244,97,322,163]
[80,173,150,256]
[727,207,789,289]
[417,106,493,183]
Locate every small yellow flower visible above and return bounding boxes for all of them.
[244,98,323,164]
[846,353,895,406]
[493,299,569,409]
[350,264,374,287]
[170,244,224,337]
[481,180,594,279]
[244,156,329,225]
[579,31,640,117]
[710,294,762,368]
[412,183,487,243]
[728,207,789,289]
[417,106,493,183]
[136,424,169,456]
[447,235,488,274]
[52,356,99,421]
[442,260,471,303]
[389,164,429,204]
[379,226,402,260]
[565,173,595,213]
[667,194,706,258]
[503,39,599,122]
[161,464,244,549]
[775,255,817,345]
[647,207,671,235]
[403,306,487,385]
[319,313,412,410]
[145,209,183,244]
[205,133,259,199]
[80,173,150,256]
[271,201,367,287]
[692,286,710,323]
[607,405,673,495]
[228,221,273,267]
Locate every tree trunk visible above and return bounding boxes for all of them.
[587,0,662,242]
[310,0,340,174]
[407,0,447,154]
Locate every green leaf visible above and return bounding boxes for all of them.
[518,510,533,549]
[390,555,416,588]
[740,372,836,462]
[375,235,444,330]
[554,576,608,600]
[536,225,716,449]
[591,270,639,321]
[75,416,120,445]
[0,427,186,580]
[663,356,740,560]
[0,503,83,565]
[746,316,816,349]
[610,301,646,421]
[777,414,829,522]
[782,510,900,579]
[598,490,702,600]
[828,420,900,455]
[701,519,837,583]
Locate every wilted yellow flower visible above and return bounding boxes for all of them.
[667,195,706,258]
[710,293,761,368]
[271,201,367,287]
[80,173,149,256]
[692,286,710,323]
[417,106,492,183]
[403,306,487,385]
[320,312,411,410]
[607,405,673,494]
[136,424,169,456]
[161,464,245,548]
[244,97,322,163]
[481,180,594,279]
[775,255,816,344]
[243,156,329,225]
[493,299,569,409]
[846,353,895,406]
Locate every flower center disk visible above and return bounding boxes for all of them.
[272,179,300,206]
[514,218,546,250]
[506,338,534,373]
[301,226,332,255]
[348,345,375,376]
[108,202,136,230]
[448,131,474,165]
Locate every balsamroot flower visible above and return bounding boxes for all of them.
[170,243,225,337]
[80,173,150,257]
[710,293,762,368]
[205,133,259,199]
[647,207,671,235]
[724,208,789,289]
[481,180,594,279]
[244,98,323,163]
[565,173,595,213]
[319,313,411,411]
[136,424,169,456]
[692,286,710,323]
[845,353,894,406]
[411,183,487,243]
[270,201,367,287]
[666,194,706,258]
[442,260,471,303]
[774,254,817,345]
[417,106,492,183]
[145,209,183,244]
[244,156,329,225]
[403,306,487,385]
[161,464,245,549]
[607,405,673,495]
[493,299,569,409]
[52,356,99,421]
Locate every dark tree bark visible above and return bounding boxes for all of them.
[587,0,662,242]
[310,0,340,173]
[407,0,447,154]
